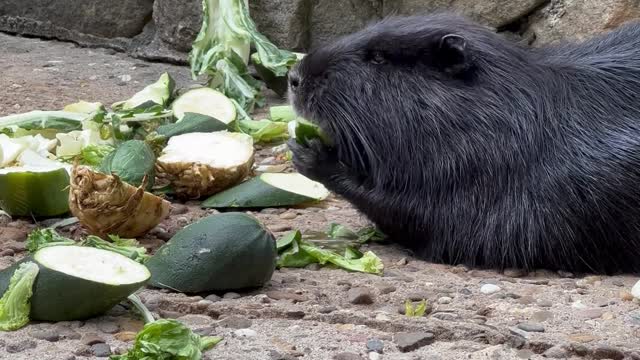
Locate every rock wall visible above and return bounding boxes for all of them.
[1,0,639,63]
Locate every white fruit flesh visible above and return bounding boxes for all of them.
[34,246,150,286]
[261,173,329,200]
[172,88,236,124]
[158,132,253,168]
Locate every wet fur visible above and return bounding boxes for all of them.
[287,12,640,274]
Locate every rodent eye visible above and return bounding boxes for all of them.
[370,51,386,65]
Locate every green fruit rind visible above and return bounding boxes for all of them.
[146,212,277,293]
[0,246,150,322]
[202,173,329,208]
[0,167,70,217]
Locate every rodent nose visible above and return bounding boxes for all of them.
[288,70,300,90]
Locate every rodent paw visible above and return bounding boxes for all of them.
[287,138,340,182]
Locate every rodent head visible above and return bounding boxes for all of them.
[288,13,497,171]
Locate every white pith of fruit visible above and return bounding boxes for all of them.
[261,173,329,200]
[172,88,236,124]
[157,132,254,169]
[34,246,150,285]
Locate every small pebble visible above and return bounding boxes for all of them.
[480,284,501,294]
[543,345,569,358]
[579,308,604,319]
[503,268,526,278]
[318,306,337,314]
[517,322,545,332]
[431,312,459,321]
[114,332,137,342]
[393,332,435,352]
[30,329,60,342]
[234,329,257,337]
[376,283,397,294]
[91,343,112,357]
[82,333,106,346]
[6,340,37,353]
[557,270,574,278]
[537,299,553,307]
[333,353,363,360]
[396,257,408,266]
[532,310,554,322]
[517,296,535,305]
[459,288,472,296]
[369,352,381,360]
[97,321,120,334]
[279,212,297,220]
[0,249,15,257]
[601,312,615,320]
[223,292,242,299]
[205,294,222,302]
[366,338,384,353]
[266,290,308,303]
[348,287,375,305]
[437,296,452,304]
[218,315,252,329]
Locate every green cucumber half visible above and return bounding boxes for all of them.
[146,212,277,293]
[202,173,329,208]
[0,246,150,321]
[171,88,236,130]
[0,165,70,217]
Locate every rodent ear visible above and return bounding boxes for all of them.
[436,34,470,75]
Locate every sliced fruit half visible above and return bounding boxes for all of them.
[202,172,329,208]
[171,87,236,130]
[156,132,254,199]
[0,246,150,321]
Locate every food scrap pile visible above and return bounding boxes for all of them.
[0,0,385,358]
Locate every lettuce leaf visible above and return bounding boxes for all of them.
[26,228,76,253]
[0,262,39,331]
[82,235,149,264]
[110,319,222,360]
[276,230,384,275]
[237,118,288,143]
[25,228,148,263]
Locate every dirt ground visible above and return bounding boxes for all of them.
[1,32,640,360]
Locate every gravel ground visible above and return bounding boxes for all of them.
[1,32,640,360]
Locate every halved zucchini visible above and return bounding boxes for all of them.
[171,88,236,130]
[0,246,150,321]
[202,172,329,208]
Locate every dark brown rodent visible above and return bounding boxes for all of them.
[287,12,640,274]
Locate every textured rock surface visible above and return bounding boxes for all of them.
[0,0,153,38]
[152,0,202,53]
[250,0,311,51]
[526,0,640,45]
[309,0,382,48]
[383,0,547,28]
